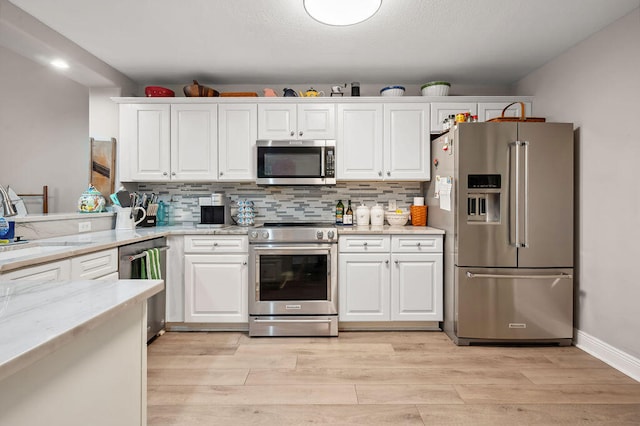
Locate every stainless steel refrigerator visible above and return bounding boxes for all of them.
[426,122,574,345]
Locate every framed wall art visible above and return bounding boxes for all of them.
[90,137,116,197]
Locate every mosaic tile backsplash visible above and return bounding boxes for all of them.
[137,182,424,224]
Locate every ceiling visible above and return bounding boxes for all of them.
[6,0,640,87]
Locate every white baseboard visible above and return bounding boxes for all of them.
[574,329,640,382]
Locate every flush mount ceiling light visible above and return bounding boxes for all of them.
[304,0,382,26]
[50,59,69,69]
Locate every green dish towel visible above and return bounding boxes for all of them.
[144,248,161,280]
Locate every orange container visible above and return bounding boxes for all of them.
[410,205,427,226]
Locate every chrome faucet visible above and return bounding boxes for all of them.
[0,185,17,217]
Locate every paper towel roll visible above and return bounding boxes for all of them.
[413,197,425,206]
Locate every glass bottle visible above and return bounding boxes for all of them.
[157,200,166,226]
[343,200,353,225]
[335,200,344,225]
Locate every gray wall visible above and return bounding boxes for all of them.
[516,8,640,358]
[0,45,89,213]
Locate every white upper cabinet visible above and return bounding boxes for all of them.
[477,101,533,122]
[119,103,218,181]
[119,103,171,181]
[171,104,218,181]
[337,103,430,181]
[218,104,258,181]
[430,102,477,133]
[337,103,384,180]
[384,103,430,180]
[258,103,335,139]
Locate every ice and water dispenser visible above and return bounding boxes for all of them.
[466,174,501,223]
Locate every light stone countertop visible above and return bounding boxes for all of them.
[0,279,163,382]
[337,225,444,235]
[0,223,444,273]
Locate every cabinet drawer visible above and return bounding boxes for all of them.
[339,235,390,253]
[391,235,443,253]
[71,248,118,280]
[0,259,71,282]
[184,235,248,253]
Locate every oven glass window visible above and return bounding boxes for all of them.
[258,147,322,178]
[259,254,328,301]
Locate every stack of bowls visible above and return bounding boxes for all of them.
[380,86,405,96]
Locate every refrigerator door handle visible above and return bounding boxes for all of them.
[522,141,530,248]
[466,272,573,280]
[509,141,520,247]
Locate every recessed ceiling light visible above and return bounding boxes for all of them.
[304,0,382,26]
[50,59,70,69]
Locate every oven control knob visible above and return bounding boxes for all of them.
[261,231,269,239]
[327,230,335,240]
[316,230,324,240]
[250,231,258,239]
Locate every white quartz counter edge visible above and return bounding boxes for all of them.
[0,224,444,273]
[0,279,163,382]
[337,225,444,235]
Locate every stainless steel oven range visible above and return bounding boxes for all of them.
[248,222,338,337]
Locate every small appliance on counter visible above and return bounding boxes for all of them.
[199,193,232,227]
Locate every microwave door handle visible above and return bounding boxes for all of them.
[320,148,326,178]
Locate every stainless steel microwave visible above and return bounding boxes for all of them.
[256,139,336,185]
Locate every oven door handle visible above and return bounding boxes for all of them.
[250,245,334,254]
[253,318,334,324]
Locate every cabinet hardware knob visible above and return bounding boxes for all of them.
[162,172,168,176]
[395,260,399,264]
[363,242,368,246]
[213,242,218,246]
[387,171,391,176]
[378,171,382,176]
[220,172,224,176]
[290,131,295,136]
[385,260,389,264]
[171,172,176,176]
[243,261,247,265]
[299,131,303,136]
[416,242,421,247]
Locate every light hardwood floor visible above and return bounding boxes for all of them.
[147,331,640,425]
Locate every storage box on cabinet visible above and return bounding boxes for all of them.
[338,235,443,322]
[183,235,248,323]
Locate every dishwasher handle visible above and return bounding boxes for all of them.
[122,245,170,262]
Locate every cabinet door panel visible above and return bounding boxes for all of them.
[391,253,443,321]
[430,102,477,133]
[298,104,335,139]
[184,254,248,323]
[384,103,430,180]
[258,104,296,139]
[338,253,390,321]
[121,104,171,181]
[171,104,218,181]
[218,104,257,180]
[337,104,383,180]
[477,102,533,122]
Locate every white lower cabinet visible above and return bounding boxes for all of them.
[0,248,118,282]
[183,235,248,323]
[338,235,443,322]
[0,259,71,282]
[71,248,118,280]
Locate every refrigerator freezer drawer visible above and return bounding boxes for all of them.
[456,267,573,342]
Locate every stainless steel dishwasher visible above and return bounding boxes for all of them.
[118,237,167,343]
